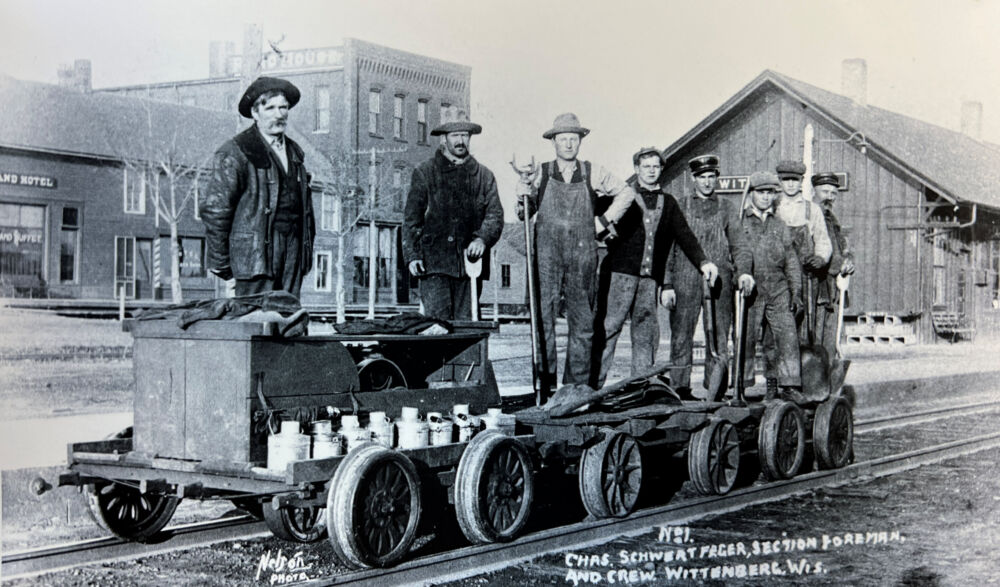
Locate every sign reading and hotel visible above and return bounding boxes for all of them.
[0,171,57,189]
[715,172,850,194]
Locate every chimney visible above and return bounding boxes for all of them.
[57,59,92,92]
[841,58,867,107]
[961,100,982,140]
[209,40,235,78]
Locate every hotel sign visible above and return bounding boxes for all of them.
[0,171,57,189]
[227,47,344,75]
[715,172,849,194]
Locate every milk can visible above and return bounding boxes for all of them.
[267,420,310,471]
[339,414,371,452]
[310,420,342,458]
[368,411,394,448]
[428,411,453,446]
[395,406,429,449]
[453,404,474,442]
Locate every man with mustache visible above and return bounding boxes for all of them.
[201,76,315,297]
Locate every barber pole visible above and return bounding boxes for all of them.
[152,238,161,292]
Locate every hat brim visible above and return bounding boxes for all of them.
[238,78,301,119]
[431,122,482,136]
[777,173,804,180]
[543,127,590,140]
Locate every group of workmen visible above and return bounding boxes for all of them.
[200,76,854,403]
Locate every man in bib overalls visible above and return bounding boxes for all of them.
[516,113,635,392]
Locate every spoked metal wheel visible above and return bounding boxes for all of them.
[758,400,806,480]
[578,429,643,518]
[454,431,535,544]
[813,396,854,469]
[326,443,422,569]
[687,419,741,495]
[85,481,179,542]
[262,504,327,543]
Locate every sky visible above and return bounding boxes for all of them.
[2,0,1000,217]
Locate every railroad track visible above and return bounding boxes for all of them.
[5,399,1000,582]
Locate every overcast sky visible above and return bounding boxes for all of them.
[2,0,999,217]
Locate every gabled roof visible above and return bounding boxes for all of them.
[0,74,335,183]
[662,69,1000,210]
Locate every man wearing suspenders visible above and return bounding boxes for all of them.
[515,113,635,392]
[663,155,753,399]
[593,147,718,389]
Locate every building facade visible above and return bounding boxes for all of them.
[102,38,473,306]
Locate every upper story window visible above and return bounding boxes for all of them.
[417,99,428,144]
[123,167,147,214]
[315,85,331,133]
[368,89,381,136]
[393,95,405,140]
[320,192,339,231]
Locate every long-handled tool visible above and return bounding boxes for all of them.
[732,289,748,406]
[702,278,728,401]
[510,155,546,406]
[800,277,832,402]
[464,256,482,321]
[828,273,852,396]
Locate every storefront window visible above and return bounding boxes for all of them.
[0,202,46,293]
[178,237,205,278]
[59,207,79,283]
[315,251,332,291]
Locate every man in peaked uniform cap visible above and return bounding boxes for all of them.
[592,147,719,389]
[663,154,753,397]
[201,76,315,298]
[403,107,503,320]
[811,172,855,358]
[515,113,636,391]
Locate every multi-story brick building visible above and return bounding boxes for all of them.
[101,38,473,305]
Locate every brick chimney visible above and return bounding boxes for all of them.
[841,58,867,107]
[57,59,92,92]
[960,101,982,140]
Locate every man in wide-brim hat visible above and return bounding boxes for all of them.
[515,112,636,391]
[201,76,315,298]
[403,107,503,321]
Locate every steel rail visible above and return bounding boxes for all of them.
[316,431,1000,586]
[1,515,266,580]
[855,399,1000,433]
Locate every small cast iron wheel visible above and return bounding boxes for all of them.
[454,431,535,544]
[813,396,854,470]
[230,497,264,520]
[262,503,327,543]
[578,429,643,518]
[687,419,741,495]
[85,481,179,542]
[326,443,421,569]
[757,400,806,480]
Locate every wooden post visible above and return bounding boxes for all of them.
[368,148,377,320]
[119,284,126,322]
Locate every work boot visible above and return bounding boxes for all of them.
[779,386,808,404]
[764,378,779,401]
[675,386,696,401]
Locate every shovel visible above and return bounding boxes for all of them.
[799,277,831,402]
[465,255,482,322]
[701,278,728,402]
[828,274,852,396]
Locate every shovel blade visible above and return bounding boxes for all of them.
[800,344,831,402]
[703,358,729,402]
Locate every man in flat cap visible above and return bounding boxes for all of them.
[403,107,503,320]
[811,172,855,358]
[739,172,804,402]
[663,154,753,398]
[592,147,719,388]
[515,113,635,391]
[201,76,315,297]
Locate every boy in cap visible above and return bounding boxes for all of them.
[663,154,753,397]
[201,76,315,297]
[515,113,637,391]
[811,172,855,358]
[403,107,504,320]
[592,147,718,389]
[739,171,804,402]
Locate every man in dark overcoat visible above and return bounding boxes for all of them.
[201,76,315,297]
[402,109,504,320]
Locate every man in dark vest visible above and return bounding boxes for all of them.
[201,76,315,298]
[403,108,504,320]
[811,172,855,358]
[515,113,635,391]
[593,147,718,389]
[663,154,753,398]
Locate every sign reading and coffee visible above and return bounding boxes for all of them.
[0,171,57,189]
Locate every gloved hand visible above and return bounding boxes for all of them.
[660,288,676,310]
[408,260,425,276]
[212,266,234,281]
[789,296,803,317]
[804,254,827,270]
[737,273,755,295]
[700,262,719,286]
